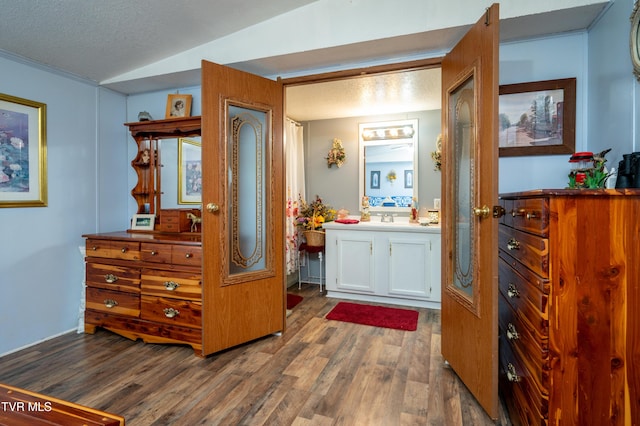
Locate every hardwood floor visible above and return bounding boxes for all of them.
[0,286,511,425]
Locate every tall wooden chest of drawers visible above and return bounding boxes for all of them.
[83,232,203,355]
[498,189,640,425]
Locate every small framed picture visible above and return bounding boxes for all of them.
[370,170,380,189]
[404,169,413,188]
[165,94,192,118]
[131,214,156,230]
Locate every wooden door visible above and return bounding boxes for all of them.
[200,60,285,355]
[440,4,500,419]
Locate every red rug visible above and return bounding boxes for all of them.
[287,293,303,310]
[325,302,419,331]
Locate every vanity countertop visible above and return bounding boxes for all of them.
[323,216,441,233]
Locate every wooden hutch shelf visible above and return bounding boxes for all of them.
[125,116,201,223]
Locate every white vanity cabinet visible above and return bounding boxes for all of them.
[324,221,441,309]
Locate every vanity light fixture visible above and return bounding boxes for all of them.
[362,124,415,141]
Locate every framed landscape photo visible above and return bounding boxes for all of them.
[498,78,576,157]
[0,93,47,208]
[131,214,155,230]
[178,138,202,204]
[165,93,192,118]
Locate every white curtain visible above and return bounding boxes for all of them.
[285,118,305,275]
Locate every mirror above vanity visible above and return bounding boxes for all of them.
[359,118,419,212]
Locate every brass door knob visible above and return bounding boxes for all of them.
[206,203,219,213]
[473,205,490,218]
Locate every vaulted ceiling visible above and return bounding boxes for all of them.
[0,0,611,120]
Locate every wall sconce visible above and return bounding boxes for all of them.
[361,125,415,141]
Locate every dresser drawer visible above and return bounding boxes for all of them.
[499,225,549,278]
[86,287,140,317]
[141,269,201,300]
[499,293,549,388]
[141,295,202,328]
[501,197,549,237]
[86,239,140,261]
[86,262,140,292]
[140,243,172,263]
[499,257,549,342]
[171,245,202,266]
[499,333,549,422]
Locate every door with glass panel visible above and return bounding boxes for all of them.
[201,60,285,355]
[441,4,500,419]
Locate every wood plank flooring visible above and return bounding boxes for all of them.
[0,286,511,425]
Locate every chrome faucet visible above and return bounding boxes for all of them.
[380,214,394,223]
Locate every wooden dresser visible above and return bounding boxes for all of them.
[83,232,203,355]
[498,189,640,425]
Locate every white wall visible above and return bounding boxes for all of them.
[0,55,127,356]
[588,0,638,163]
[498,33,589,193]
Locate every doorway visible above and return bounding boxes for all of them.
[282,61,444,217]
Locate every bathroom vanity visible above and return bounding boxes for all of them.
[323,218,441,309]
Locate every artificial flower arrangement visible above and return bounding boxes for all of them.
[386,169,397,183]
[297,195,336,230]
[431,134,443,171]
[567,149,612,189]
[326,138,346,168]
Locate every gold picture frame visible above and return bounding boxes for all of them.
[0,93,47,207]
[165,93,192,118]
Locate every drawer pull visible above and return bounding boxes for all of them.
[185,253,193,259]
[91,246,98,251]
[506,363,521,382]
[163,307,180,318]
[510,209,537,220]
[164,281,180,291]
[104,274,119,284]
[121,247,128,253]
[103,299,118,308]
[151,250,158,256]
[507,283,520,298]
[506,323,520,340]
[507,238,520,250]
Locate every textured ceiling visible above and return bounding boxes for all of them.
[286,68,442,121]
[0,0,316,83]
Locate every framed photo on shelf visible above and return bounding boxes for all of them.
[498,78,576,157]
[131,214,156,230]
[165,93,192,118]
[178,138,202,204]
[0,93,47,208]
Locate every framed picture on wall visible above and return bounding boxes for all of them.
[404,169,413,188]
[165,93,192,118]
[178,138,202,204]
[498,78,576,157]
[0,93,47,208]
[370,170,380,189]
